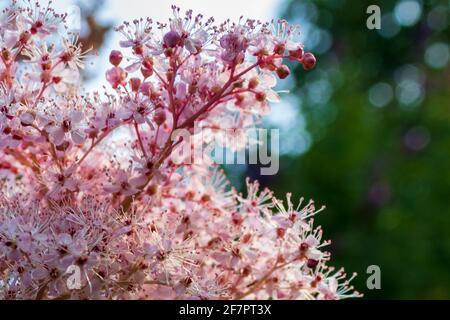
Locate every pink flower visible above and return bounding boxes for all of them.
[104,169,147,196]
[47,110,86,146]
[118,97,154,124]
[46,167,80,199]
[106,66,128,89]
[220,31,247,63]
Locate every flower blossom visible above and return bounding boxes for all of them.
[0,2,361,300]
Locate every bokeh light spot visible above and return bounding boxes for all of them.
[378,13,401,38]
[396,79,424,107]
[368,82,394,108]
[394,0,422,27]
[425,42,450,69]
[404,126,430,151]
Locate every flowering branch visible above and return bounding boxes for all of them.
[0,2,360,300]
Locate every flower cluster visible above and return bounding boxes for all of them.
[0,2,359,300]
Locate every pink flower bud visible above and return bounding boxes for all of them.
[302,52,316,70]
[129,78,141,92]
[142,57,153,70]
[288,46,304,61]
[141,67,153,78]
[153,109,166,126]
[109,50,123,66]
[52,76,62,84]
[307,259,319,269]
[276,65,290,79]
[163,31,181,48]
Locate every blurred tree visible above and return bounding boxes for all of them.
[78,1,111,51]
[262,0,450,299]
[76,0,113,81]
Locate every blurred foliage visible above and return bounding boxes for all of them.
[78,0,111,52]
[261,0,450,299]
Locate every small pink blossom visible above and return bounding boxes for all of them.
[106,66,128,89]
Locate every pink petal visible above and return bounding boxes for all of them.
[129,175,147,187]
[125,62,141,73]
[71,130,86,145]
[50,127,65,146]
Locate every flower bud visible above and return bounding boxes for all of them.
[147,184,158,195]
[166,71,174,82]
[132,44,144,55]
[307,259,319,269]
[153,109,166,126]
[276,65,290,79]
[163,31,181,48]
[41,61,52,70]
[109,50,123,66]
[129,78,141,92]
[235,94,245,106]
[141,67,153,78]
[210,85,222,95]
[276,228,286,238]
[302,52,316,70]
[52,76,62,84]
[288,46,304,61]
[142,57,153,70]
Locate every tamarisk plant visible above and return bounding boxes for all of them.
[0,2,360,300]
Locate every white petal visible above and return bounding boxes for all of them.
[71,130,86,145]
[70,110,83,123]
[50,127,65,146]
[267,90,280,103]
[125,62,141,73]
[129,175,147,187]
